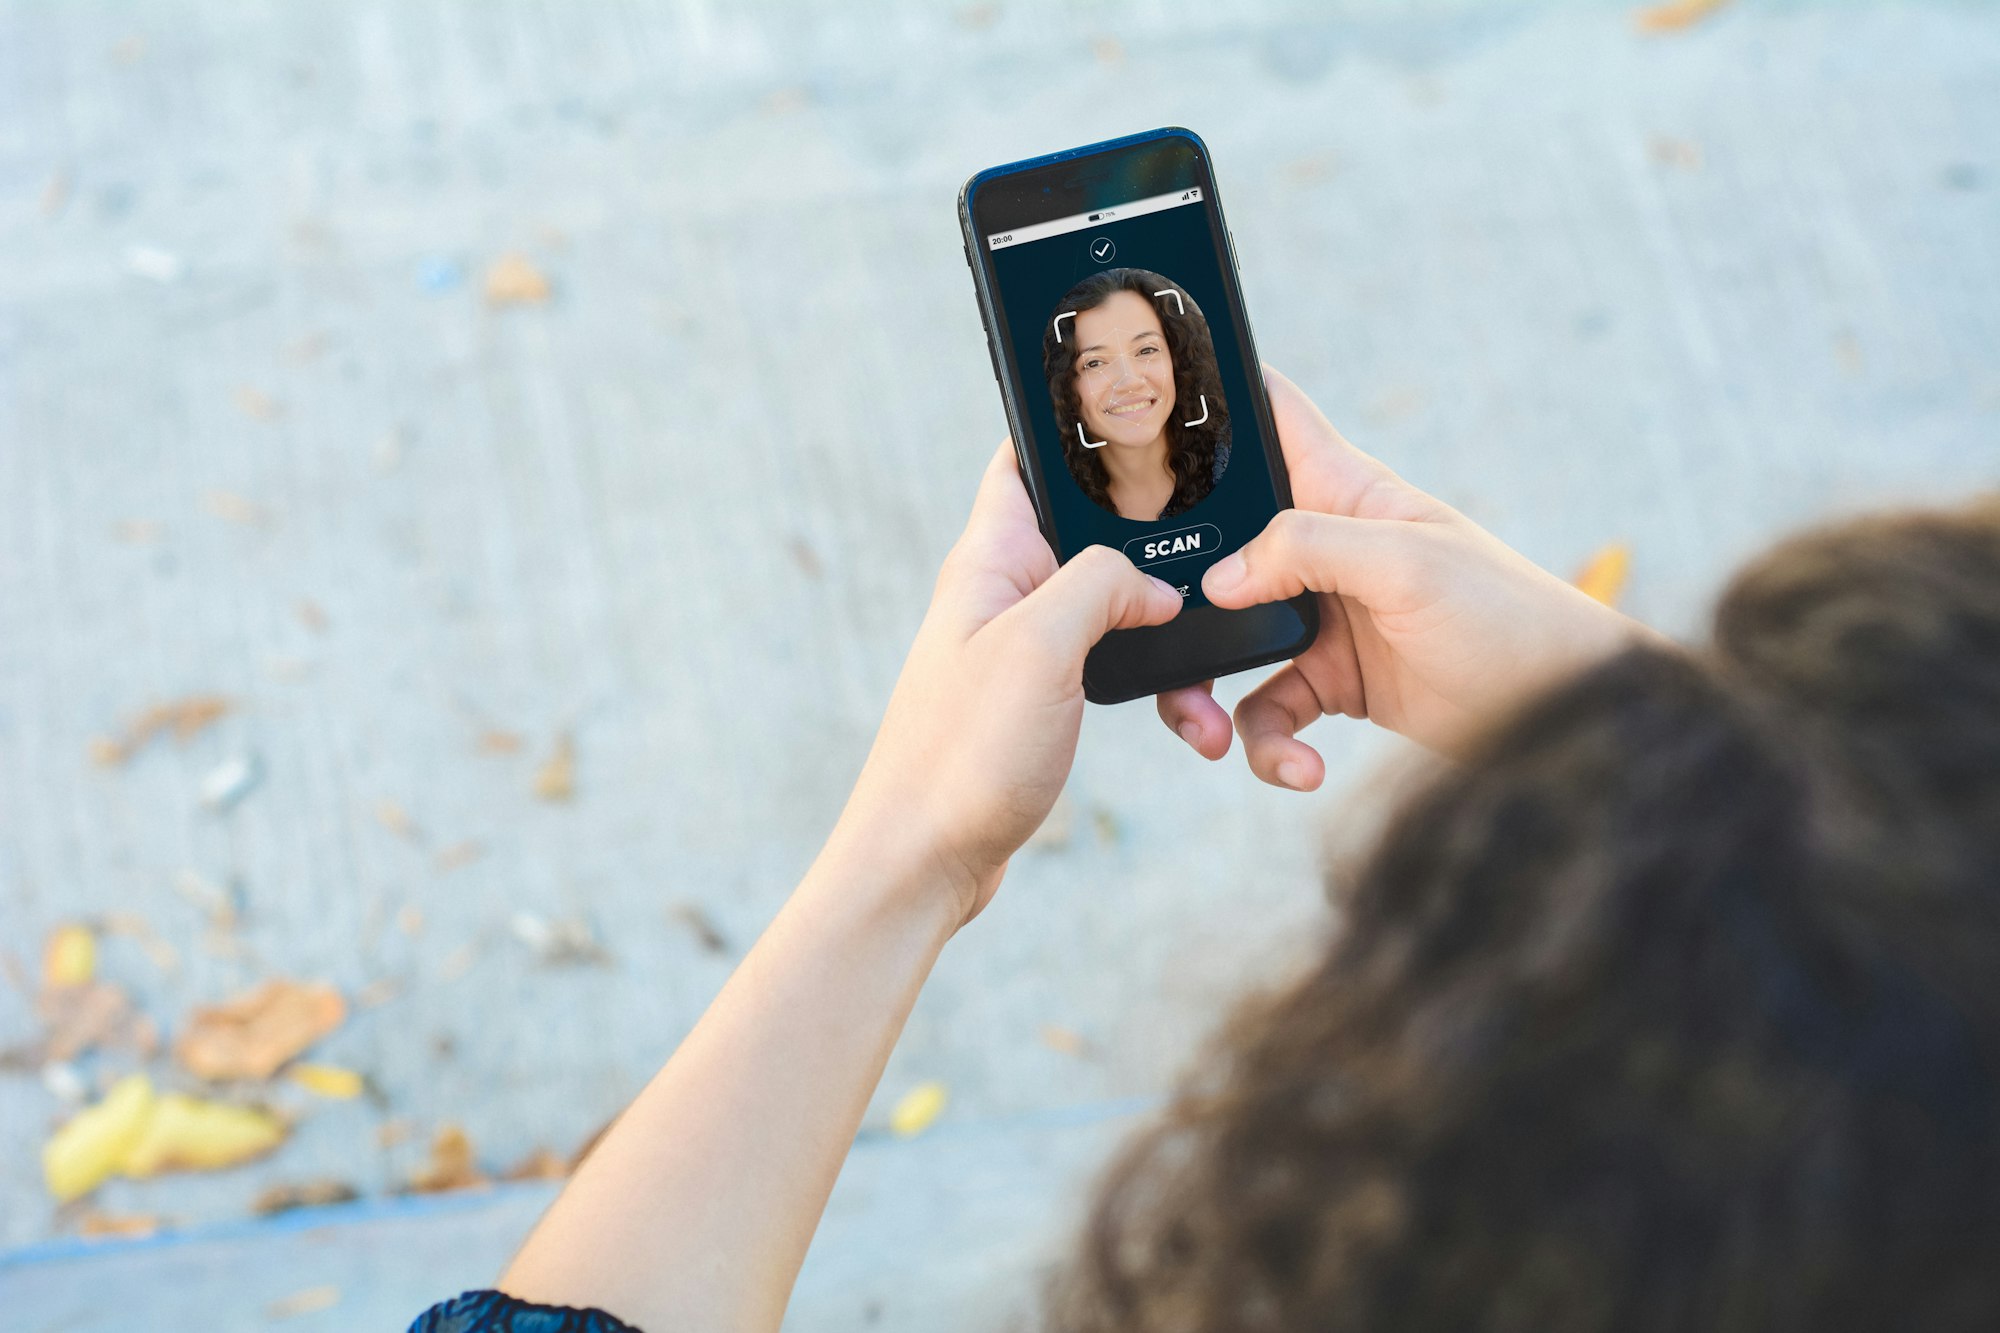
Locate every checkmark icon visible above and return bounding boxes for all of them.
[1088,236,1115,264]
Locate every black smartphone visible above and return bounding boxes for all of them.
[958,127,1318,705]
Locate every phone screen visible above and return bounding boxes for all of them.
[962,130,1315,702]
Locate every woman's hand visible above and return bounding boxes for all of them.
[832,440,1184,930]
[1159,368,1655,786]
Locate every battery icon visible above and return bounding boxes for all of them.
[1089,213,1103,221]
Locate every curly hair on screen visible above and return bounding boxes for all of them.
[1041,267,1230,517]
[1043,498,2000,1332]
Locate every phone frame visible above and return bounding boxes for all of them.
[958,126,1318,704]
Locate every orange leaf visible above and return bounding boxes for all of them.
[1635,0,1730,34]
[1572,543,1632,608]
[174,979,346,1081]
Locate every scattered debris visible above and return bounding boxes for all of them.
[1834,330,1865,377]
[416,257,464,294]
[255,1179,360,1216]
[1039,1025,1092,1058]
[532,734,576,801]
[435,841,484,873]
[110,34,148,64]
[396,905,425,937]
[786,536,823,579]
[199,753,264,813]
[889,1082,948,1138]
[90,694,231,765]
[282,332,330,364]
[438,939,484,983]
[296,599,329,633]
[175,979,346,1081]
[484,253,552,306]
[1648,136,1704,171]
[510,911,609,966]
[374,425,410,473]
[265,1285,342,1321]
[75,1210,164,1239]
[1090,806,1122,847]
[123,243,184,283]
[376,802,419,840]
[476,730,524,755]
[1572,542,1632,608]
[233,386,284,422]
[42,1062,88,1103]
[1090,35,1124,65]
[43,924,96,988]
[405,1124,486,1193]
[287,1063,366,1100]
[1634,0,1730,33]
[502,1148,570,1182]
[100,912,180,976]
[38,979,159,1062]
[111,518,164,545]
[669,902,730,955]
[354,977,403,1009]
[376,1118,416,1149]
[173,869,243,930]
[43,1074,153,1201]
[41,167,73,217]
[202,489,271,526]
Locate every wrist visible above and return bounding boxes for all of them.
[807,812,973,948]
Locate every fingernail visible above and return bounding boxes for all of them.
[1148,575,1180,600]
[1177,722,1202,750]
[1277,760,1307,790]
[1205,553,1246,594]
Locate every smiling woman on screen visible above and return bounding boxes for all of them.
[1044,266,1232,521]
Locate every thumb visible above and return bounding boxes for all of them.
[989,544,1184,668]
[1202,509,1437,612]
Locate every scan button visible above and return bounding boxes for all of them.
[1124,523,1222,570]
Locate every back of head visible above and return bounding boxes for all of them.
[1047,499,2000,1333]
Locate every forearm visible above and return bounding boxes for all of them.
[498,823,960,1331]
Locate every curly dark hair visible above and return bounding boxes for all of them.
[1041,267,1231,519]
[1047,498,2000,1332]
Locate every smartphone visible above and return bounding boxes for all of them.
[959,127,1318,705]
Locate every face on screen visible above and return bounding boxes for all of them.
[1042,269,1232,523]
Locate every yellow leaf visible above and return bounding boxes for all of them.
[44,1075,156,1203]
[120,1093,286,1178]
[43,924,97,988]
[889,1081,948,1138]
[533,734,575,802]
[288,1063,366,1100]
[1634,0,1730,33]
[1572,542,1632,608]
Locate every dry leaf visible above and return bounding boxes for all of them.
[1039,1025,1091,1057]
[484,253,551,306]
[175,979,346,1081]
[669,903,729,954]
[44,1074,154,1202]
[354,977,403,1009]
[92,695,231,764]
[173,869,241,930]
[39,980,158,1062]
[532,734,575,801]
[434,841,484,873]
[99,912,179,975]
[397,904,425,937]
[121,1094,286,1177]
[266,1285,342,1320]
[1634,0,1730,33]
[476,730,524,755]
[376,1118,416,1149]
[43,924,96,988]
[203,490,270,526]
[376,802,418,840]
[889,1081,948,1138]
[76,1210,164,1239]
[233,386,284,421]
[254,1178,360,1215]
[406,1124,486,1193]
[288,1063,365,1100]
[1572,542,1632,607]
[502,1147,570,1181]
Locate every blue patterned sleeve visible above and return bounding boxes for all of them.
[409,1289,644,1333]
